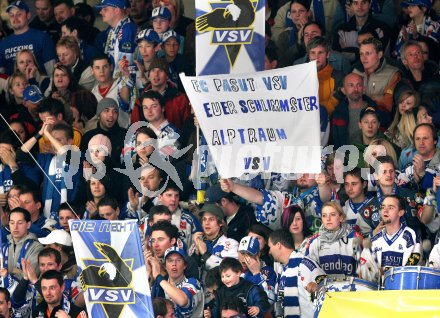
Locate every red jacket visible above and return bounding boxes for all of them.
[131,81,191,130]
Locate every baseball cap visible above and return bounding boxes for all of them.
[136,28,161,44]
[96,98,119,115]
[23,85,43,104]
[359,106,378,121]
[164,246,186,259]
[151,6,172,21]
[199,203,224,219]
[96,0,127,10]
[6,1,29,13]
[401,0,431,8]
[162,30,180,44]
[204,184,228,203]
[239,236,260,256]
[38,229,73,246]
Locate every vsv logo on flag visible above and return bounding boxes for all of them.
[70,220,153,318]
[195,0,265,75]
[196,0,256,65]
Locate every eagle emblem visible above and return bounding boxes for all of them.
[80,242,134,318]
[196,0,258,66]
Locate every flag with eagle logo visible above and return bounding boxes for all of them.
[69,220,154,318]
[196,0,265,75]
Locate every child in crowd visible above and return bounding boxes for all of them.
[134,28,161,90]
[208,258,270,318]
[151,6,185,55]
[161,30,185,91]
[238,236,276,305]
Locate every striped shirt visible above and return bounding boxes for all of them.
[275,251,302,318]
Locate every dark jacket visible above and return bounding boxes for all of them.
[80,121,127,168]
[331,95,384,149]
[226,205,257,242]
[399,60,440,94]
[213,278,270,318]
[32,297,86,318]
[29,17,60,45]
[334,14,390,60]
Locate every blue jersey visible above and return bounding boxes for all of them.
[371,225,421,268]
[359,225,422,282]
[147,120,181,158]
[0,28,56,75]
[198,235,239,270]
[172,277,204,318]
[0,164,14,194]
[242,262,277,304]
[38,153,81,222]
[255,186,323,231]
[171,208,202,251]
[104,17,137,77]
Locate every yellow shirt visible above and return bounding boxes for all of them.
[38,127,82,153]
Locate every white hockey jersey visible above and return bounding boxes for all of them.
[358,225,422,282]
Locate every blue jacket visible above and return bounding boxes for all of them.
[212,278,270,318]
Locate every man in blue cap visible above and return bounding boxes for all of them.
[150,246,204,318]
[10,85,44,135]
[97,0,137,78]
[134,28,161,90]
[151,6,185,56]
[161,29,186,91]
[0,1,56,75]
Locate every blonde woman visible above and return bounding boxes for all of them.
[14,49,50,92]
[385,90,419,148]
[300,201,363,293]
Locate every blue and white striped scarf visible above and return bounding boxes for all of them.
[41,155,68,222]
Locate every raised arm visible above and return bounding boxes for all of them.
[43,127,67,155]
[21,123,49,153]
[220,179,264,205]
[315,172,332,203]
[159,280,189,307]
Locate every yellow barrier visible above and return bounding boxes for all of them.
[319,290,440,318]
